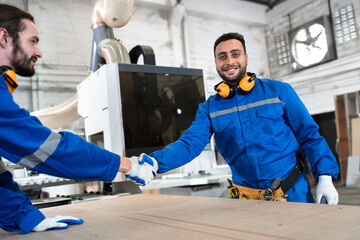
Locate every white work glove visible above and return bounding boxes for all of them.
[33,215,83,231]
[125,153,159,186]
[315,175,339,205]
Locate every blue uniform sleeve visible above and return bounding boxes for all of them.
[33,131,120,181]
[150,103,212,173]
[0,77,120,182]
[281,83,339,180]
[0,170,45,234]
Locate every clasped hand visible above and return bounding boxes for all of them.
[125,153,158,186]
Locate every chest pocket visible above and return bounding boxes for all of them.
[255,102,284,120]
[211,113,233,133]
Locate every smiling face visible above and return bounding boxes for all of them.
[8,19,42,77]
[214,39,248,86]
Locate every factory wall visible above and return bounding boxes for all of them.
[265,0,360,115]
[2,0,359,122]
[1,0,269,131]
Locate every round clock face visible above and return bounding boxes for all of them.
[291,23,328,67]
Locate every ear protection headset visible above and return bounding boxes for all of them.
[214,72,256,98]
[0,66,17,94]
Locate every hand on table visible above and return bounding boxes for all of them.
[33,215,83,231]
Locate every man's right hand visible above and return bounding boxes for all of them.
[315,175,338,205]
[125,153,158,186]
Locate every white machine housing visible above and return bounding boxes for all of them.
[77,63,217,179]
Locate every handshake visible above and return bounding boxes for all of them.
[125,153,159,186]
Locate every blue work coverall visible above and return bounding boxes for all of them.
[151,77,339,202]
[0,76,120,233]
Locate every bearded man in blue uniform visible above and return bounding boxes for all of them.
[145,32,339,204]
[0,4,157,234]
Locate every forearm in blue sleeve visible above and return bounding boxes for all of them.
[151,135,206,173]
[33,131,120,181]
[151,104,212,173]
[0,90,120,182]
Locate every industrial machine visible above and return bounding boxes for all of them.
[77,63,217,181]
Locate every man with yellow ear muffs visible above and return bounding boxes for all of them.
[138,32,339,204]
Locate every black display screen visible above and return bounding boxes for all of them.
[118,64,205,156]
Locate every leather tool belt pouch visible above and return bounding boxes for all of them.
[227,179,287,202]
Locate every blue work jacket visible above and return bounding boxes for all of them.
[0,76,120,233]
[151,77,339,202]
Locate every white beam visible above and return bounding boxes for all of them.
[183,0,267,26]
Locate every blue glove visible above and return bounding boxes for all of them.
[125,153,158,186]
[33,215,84,231]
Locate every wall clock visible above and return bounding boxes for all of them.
[289,15,337,71]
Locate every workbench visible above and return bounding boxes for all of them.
[1,194,359,239]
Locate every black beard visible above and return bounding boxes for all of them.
[217,64,247,86]
[10,40,36,77]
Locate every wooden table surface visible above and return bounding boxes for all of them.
[1,194,360,239]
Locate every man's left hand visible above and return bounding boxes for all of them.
[33,216,83,231]
[315,175,339,205]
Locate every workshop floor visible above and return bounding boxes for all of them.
[333,181,360,206]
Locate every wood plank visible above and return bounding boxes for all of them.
[1,194,360,239]
[335,95,350,183]
[352,118,360,156]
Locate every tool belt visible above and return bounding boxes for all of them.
[227,178,287,201]
[227,157,304,202]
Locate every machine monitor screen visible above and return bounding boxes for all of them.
[118,64,206,156]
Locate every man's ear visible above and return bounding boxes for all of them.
[0,28,9,48]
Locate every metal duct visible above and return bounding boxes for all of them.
[99,38,131,64]
[90,0,133,71]
[31,94,80,129]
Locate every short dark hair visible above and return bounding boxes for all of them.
[0,4,34,44]
[213,32,246,57]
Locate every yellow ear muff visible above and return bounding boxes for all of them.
[215,82,234,98]
[0,66,18,94]
[239,75,255,93]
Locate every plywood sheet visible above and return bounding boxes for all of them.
[1,194,360,239]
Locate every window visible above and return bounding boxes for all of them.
[275,34,291,66]
[333,5,357,44]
